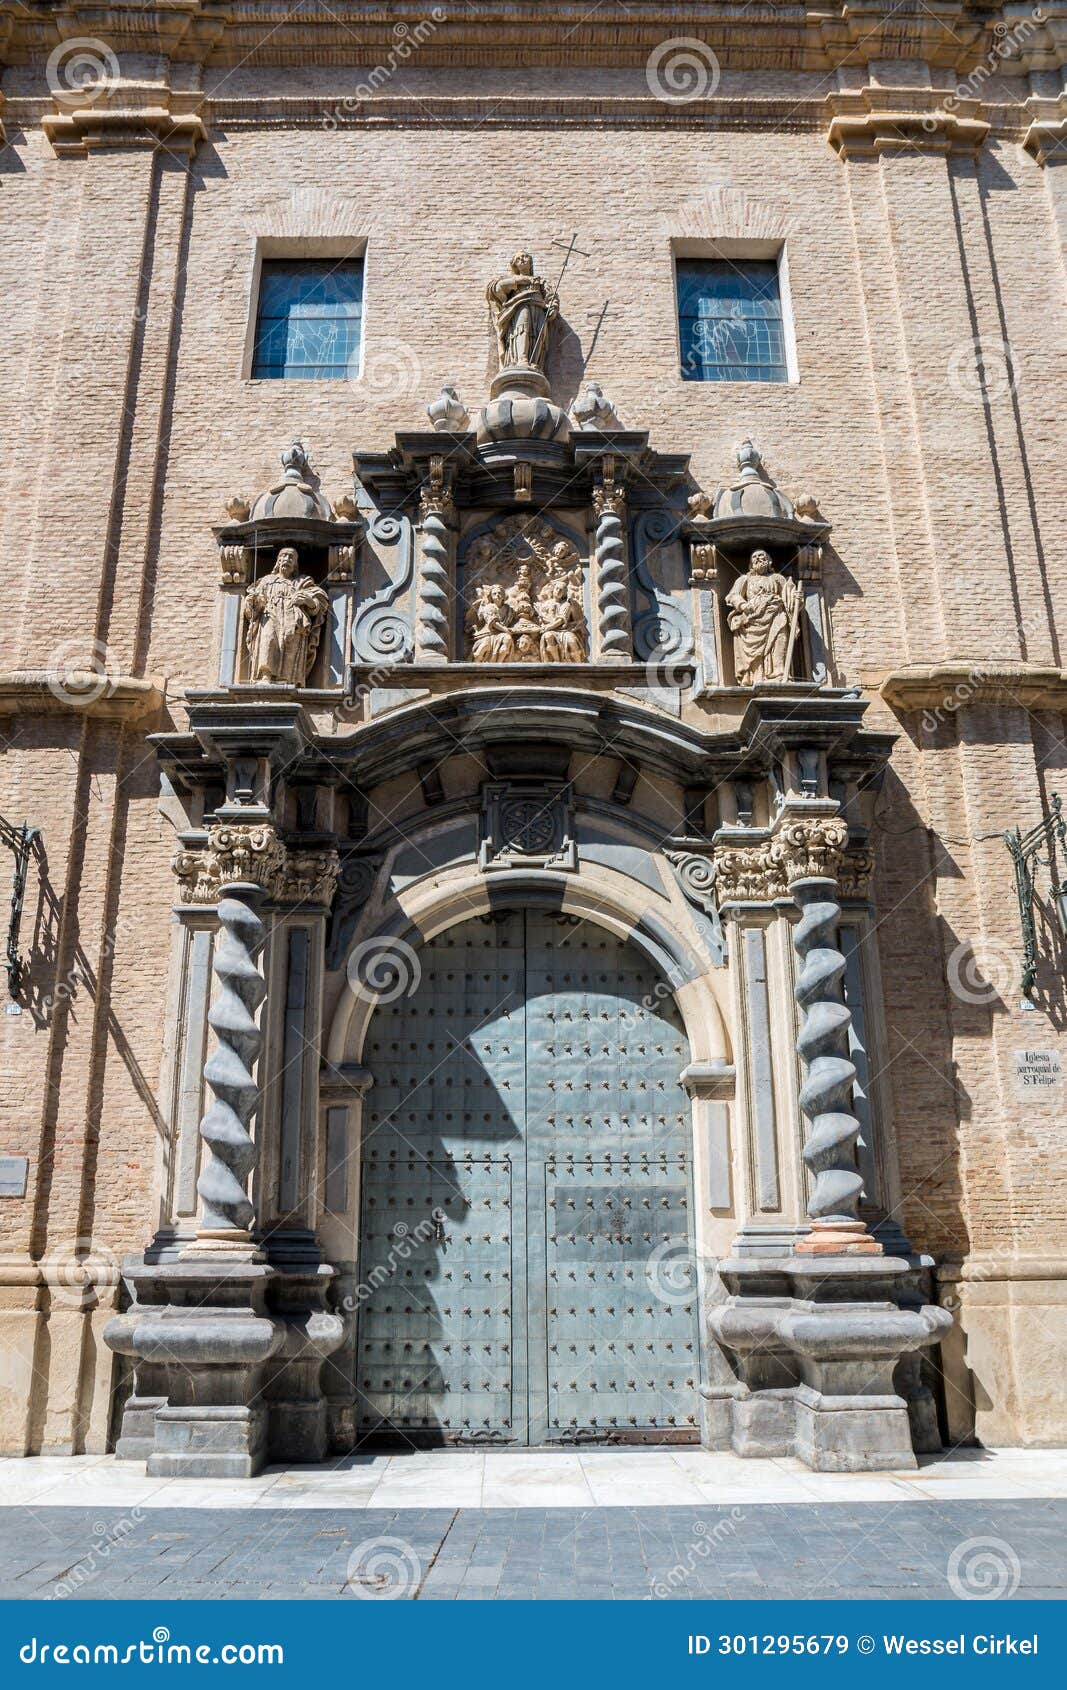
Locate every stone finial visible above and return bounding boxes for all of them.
[249,440,333,522]
[426,382,470,433]
[280,438,311,478]
[571,380,621,431]
[795,492,821,522]
[225,495,251,522]
[334,494,358,521]
[712,437,796,522]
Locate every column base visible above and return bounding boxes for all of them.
[708,1253,952,1472]
[794,1385,917,1472]
[104,1253,347,1477]
[148,1405,268,1480]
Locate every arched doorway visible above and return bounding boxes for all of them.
[354,907,701,1448]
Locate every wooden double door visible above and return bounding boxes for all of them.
[355,910,700,1446]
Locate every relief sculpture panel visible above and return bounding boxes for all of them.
[463,515,587,664]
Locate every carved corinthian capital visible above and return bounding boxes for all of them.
[172,823,339,907]
[767,815,848,886]
[713,842,785,906]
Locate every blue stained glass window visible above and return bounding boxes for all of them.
[251,260,364,379]
[676,258,788,383]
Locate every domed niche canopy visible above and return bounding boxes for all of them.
[216,439,363,554]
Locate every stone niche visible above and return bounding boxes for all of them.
[214,440,363,692]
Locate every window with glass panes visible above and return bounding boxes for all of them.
[251,260,364,379]
[676,258,788,383]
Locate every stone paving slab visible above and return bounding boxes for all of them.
[2,1448,1065,1512]
[0,1502,1063,1601]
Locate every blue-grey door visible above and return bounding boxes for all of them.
[355,910,699,1446]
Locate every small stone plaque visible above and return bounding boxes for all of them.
[1014,1049,1063,1099]
[0,1155,28,1198]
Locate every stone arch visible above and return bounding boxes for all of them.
[325,859,731,1078]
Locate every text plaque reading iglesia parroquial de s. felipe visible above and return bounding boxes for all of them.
[1013,1049,1064,1099]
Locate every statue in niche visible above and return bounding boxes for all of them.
[244,546,329,685]
[486,252,558,373]
[464,516,587,664]
[725,548,801,687]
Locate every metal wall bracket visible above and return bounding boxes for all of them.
[1004,793,1066,999]
[0,818,40,999]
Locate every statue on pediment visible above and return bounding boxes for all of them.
[487,253,558,374]
[725,548,801,687]
[244,547,329,685]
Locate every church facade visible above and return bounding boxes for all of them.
[0,1,1065,1475]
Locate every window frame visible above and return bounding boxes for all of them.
[242,237,368,383]
[670,238,799,386]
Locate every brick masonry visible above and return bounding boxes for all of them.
[1,4,1066,1455]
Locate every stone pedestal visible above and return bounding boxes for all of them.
[105,1254,346,1476]
[708,1255,952,1471]
[105,1259,281,1478]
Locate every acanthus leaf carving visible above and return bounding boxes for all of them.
[767,815,848,885]
[173,824,339,908]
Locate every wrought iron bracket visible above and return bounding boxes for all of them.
[0,817,40,999]
[1004,793,1065,999]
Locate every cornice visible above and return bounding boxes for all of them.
[0,671,165,724]
[880,662,1067,712]
[0,3,1064,76]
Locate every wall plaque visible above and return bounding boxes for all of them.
[0,1155,28,1198]
[1014,1049,1063,1099]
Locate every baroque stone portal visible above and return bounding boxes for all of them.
[464,517,587,664]
[725,548,801,686]
[244,547,329,684]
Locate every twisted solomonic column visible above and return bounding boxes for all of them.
[770,815,880,1257]
[593,478,632,662]
[415,460,454,662]
[180,824,284,1260]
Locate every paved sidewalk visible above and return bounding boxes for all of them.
[3,1447,1065,1511]
[0,1501,1064,1601]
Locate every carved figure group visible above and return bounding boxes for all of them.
[465,521,586,664]
[725,548,801,687]
[244,547,329,685]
